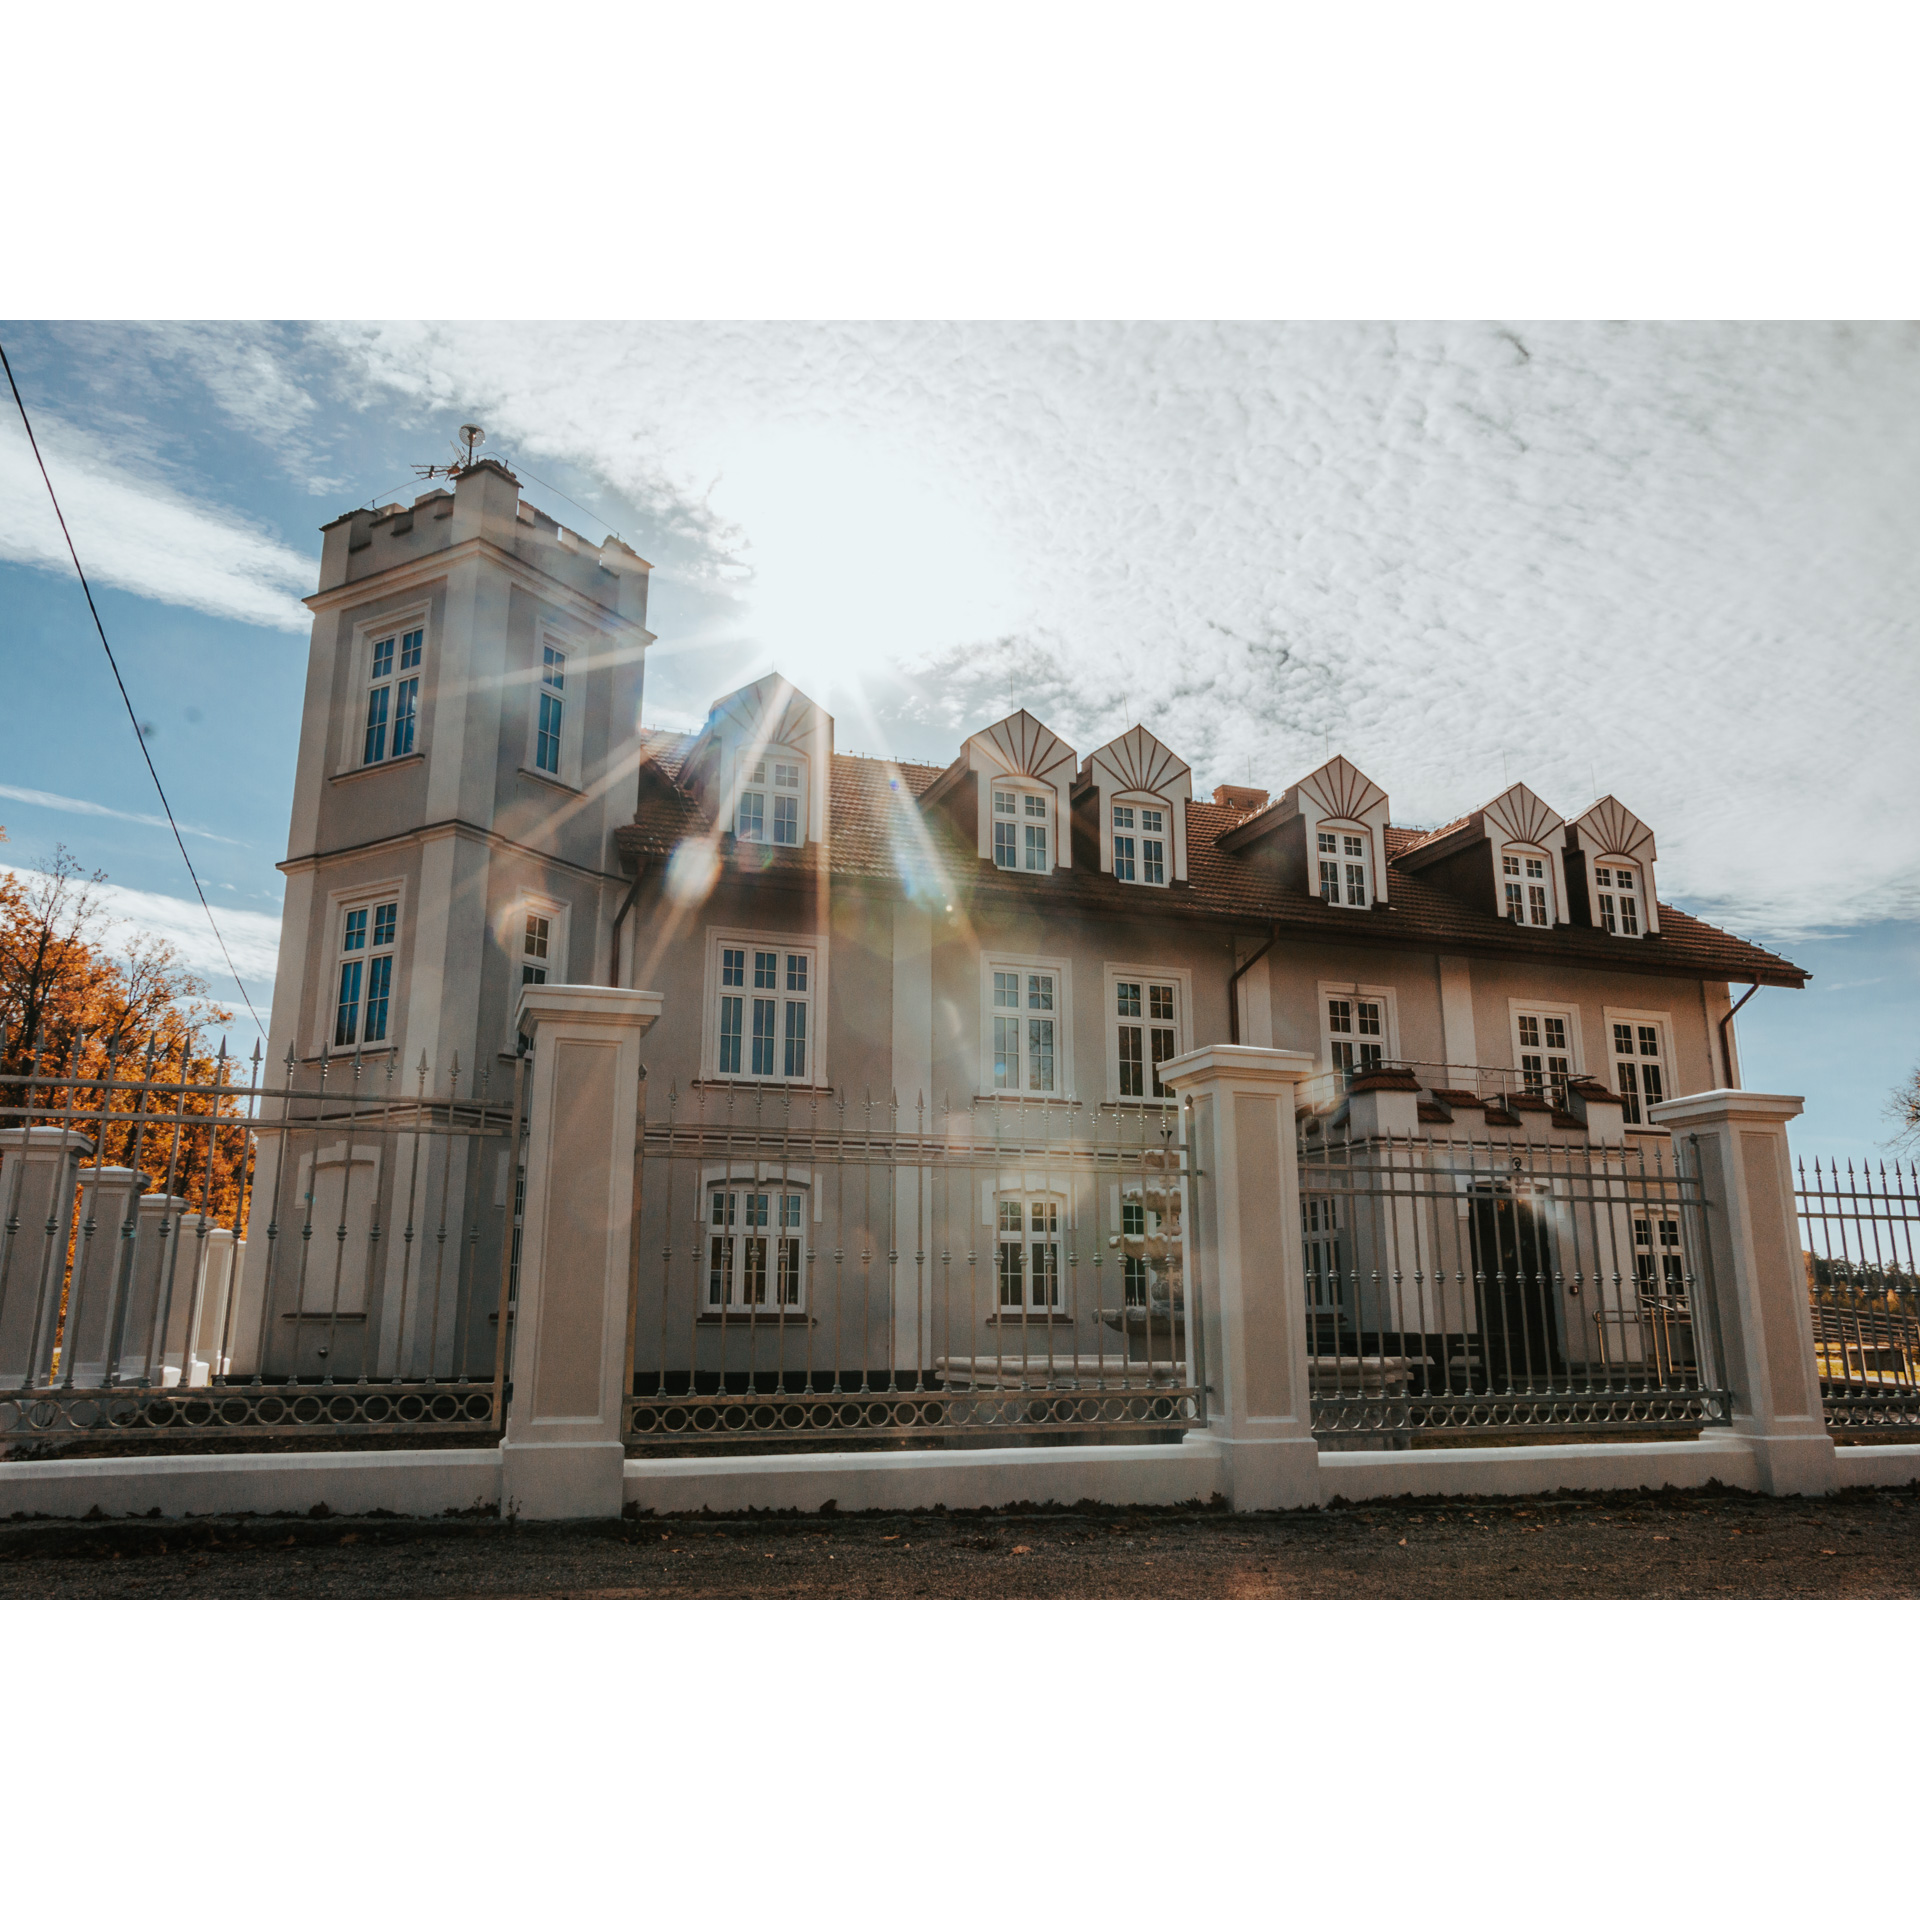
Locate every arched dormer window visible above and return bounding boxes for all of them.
[1316,826,1371,908]
[991,780,1052,872]
[1502,847,1554,927]
[1593,860,1642,936]
[1112,799,1168,886]
[736,751,807,845]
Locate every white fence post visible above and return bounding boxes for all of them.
[0,1127,84,1389]
[1160,1044,1322,1510]
[1649,1089,1837,1496]
[67,1165,144,1387]
[501,984,661,1520]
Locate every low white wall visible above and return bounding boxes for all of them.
[625,1437,1227,1515]
[0,1448,502,1520]
[1833,1444,1920,1489]
[1318,1435,1764,1502]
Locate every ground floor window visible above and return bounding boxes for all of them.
[705,1187,807,1311]
[997,1195,1062,1311]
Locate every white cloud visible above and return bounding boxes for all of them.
[0,406,313,631]
[0,782,243,845]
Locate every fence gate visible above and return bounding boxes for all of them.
[0,1037,524,1446]
[1298,1130,1732,1439]
[624,1084,1203,1446]
[1798,1156,1919,1431]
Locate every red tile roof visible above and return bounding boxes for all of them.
[613,733,1808,988]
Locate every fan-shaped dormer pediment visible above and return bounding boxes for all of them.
[1567,795,1661,935]
[1299,754,1388,829]
[1483,782,1564,853]
[1078,724,1193,883]
[972,709,1078,786]
[691,671,834,847]
[919,709,1078,872]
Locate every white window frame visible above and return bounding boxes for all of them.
[1507,998,1587,1100]
[701,1170,815,1317]
[502,891,569,1045]
[988,780,1054,874]
[1317,980,1400,1078]
[1501,845,1556,928]
[314,878,408,1057]
[1103,962,1191,1103]
[336,603,431,775]
[989,1178,1072,1318]
[1602,1005,1678,1129]
[979,950,1075,1099]
[524,625,585,790]
[1591,859,1645,937]
[1111,796,1170,888]
[1315,822,1374,910]
[701,927,827,1087]
[734,750,809,846]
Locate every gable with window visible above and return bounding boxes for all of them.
[917,709,1076,873]
[361,624,423,768]
[1605,1008,1674,1126]
[333,898,398,1049]
[1567,795,1662,937]
[709,937,819,1084]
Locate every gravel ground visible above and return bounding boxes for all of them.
[0,1485,1916,1598]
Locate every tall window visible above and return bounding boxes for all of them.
[706,1187,806,1312]
[1633,1212,1685,1301]
[521,913,550,987]
[1612,1019,1667,1125]
[737,756,805,845]
[1302,1194,1344,1324]
[335,900,398,1048]
[536,645,565,776]
[1121,1197,1150,1304]
[1326,994,1384,1077]
[1115,977,1178,1098]
[1113,804,1167,886]
[363,626,423,766]
[991,786,1050,871]
[714,943,814,1080]
[1516,1010,1574,1099]
[1317,829,1370,908]
[997,1196,1061,1313]
[1502,850,1552,926]
[1594,862,1642,936]
[992,967,1059,1093]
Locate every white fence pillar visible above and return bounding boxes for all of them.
[501,984,661,1520]
[1650,1089,1837,1496]
[66,1165,144,1387]
[115,1193,188,1384]
[0,1127,84,1389]
[1160,1045,1321,1510]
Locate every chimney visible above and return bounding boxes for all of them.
[1213,784,1270,812]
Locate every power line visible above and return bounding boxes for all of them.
[0,335,268,1044]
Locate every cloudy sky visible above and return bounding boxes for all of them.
[1,321,1914,1158]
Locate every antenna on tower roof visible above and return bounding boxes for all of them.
[413,422,494,484]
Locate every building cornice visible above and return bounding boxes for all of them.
[280,816,626,888]
[303,535,655,640]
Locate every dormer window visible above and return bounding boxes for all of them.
[991,785,1050,871]
[1502,850,1552,926]
[1113,805,1166,886]
[1317,829,1370,908]
[1594,862,1642,936]
[737,755,806,845]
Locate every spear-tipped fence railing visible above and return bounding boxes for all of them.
[1797,1155,1920,1431]
[0,1031,524,1444]
[1298,1130,1731,1439]
[624,1083,1202,1447]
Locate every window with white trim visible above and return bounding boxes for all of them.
[334,900,398,1048]
[736,754,806,845]
[1502,849,1553,926]
[1325,993,1384,1077]
[362,626,423,766]
[1633,1211,1686,1302]
[705,1183,807,1313]
[1516,1010,1574,1100]
[1302,1193,1344,1323]
[520,912,550,988]
[536,644,566,776]
[991,784,1051,871]
[997,1194,1062,1314]
[1316,828,1370,908]
[992,966,1060,1093]
[1612,1019,1667,1125]
[712,942,816,1081]
[1114,976,1179,1099]
[1593,862,1642,936]
[1120,1197,1150,1304]
[1113,804,1167,886]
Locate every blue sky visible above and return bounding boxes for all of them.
[0,320,1914,1164]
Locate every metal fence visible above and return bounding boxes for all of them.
[1298,1132,1730,1439]
[624,1084,1202,1446]
[0,1037,523,1446]
[1798,1157,1919,1432]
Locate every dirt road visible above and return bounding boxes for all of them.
[1,1485,1915,1598]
